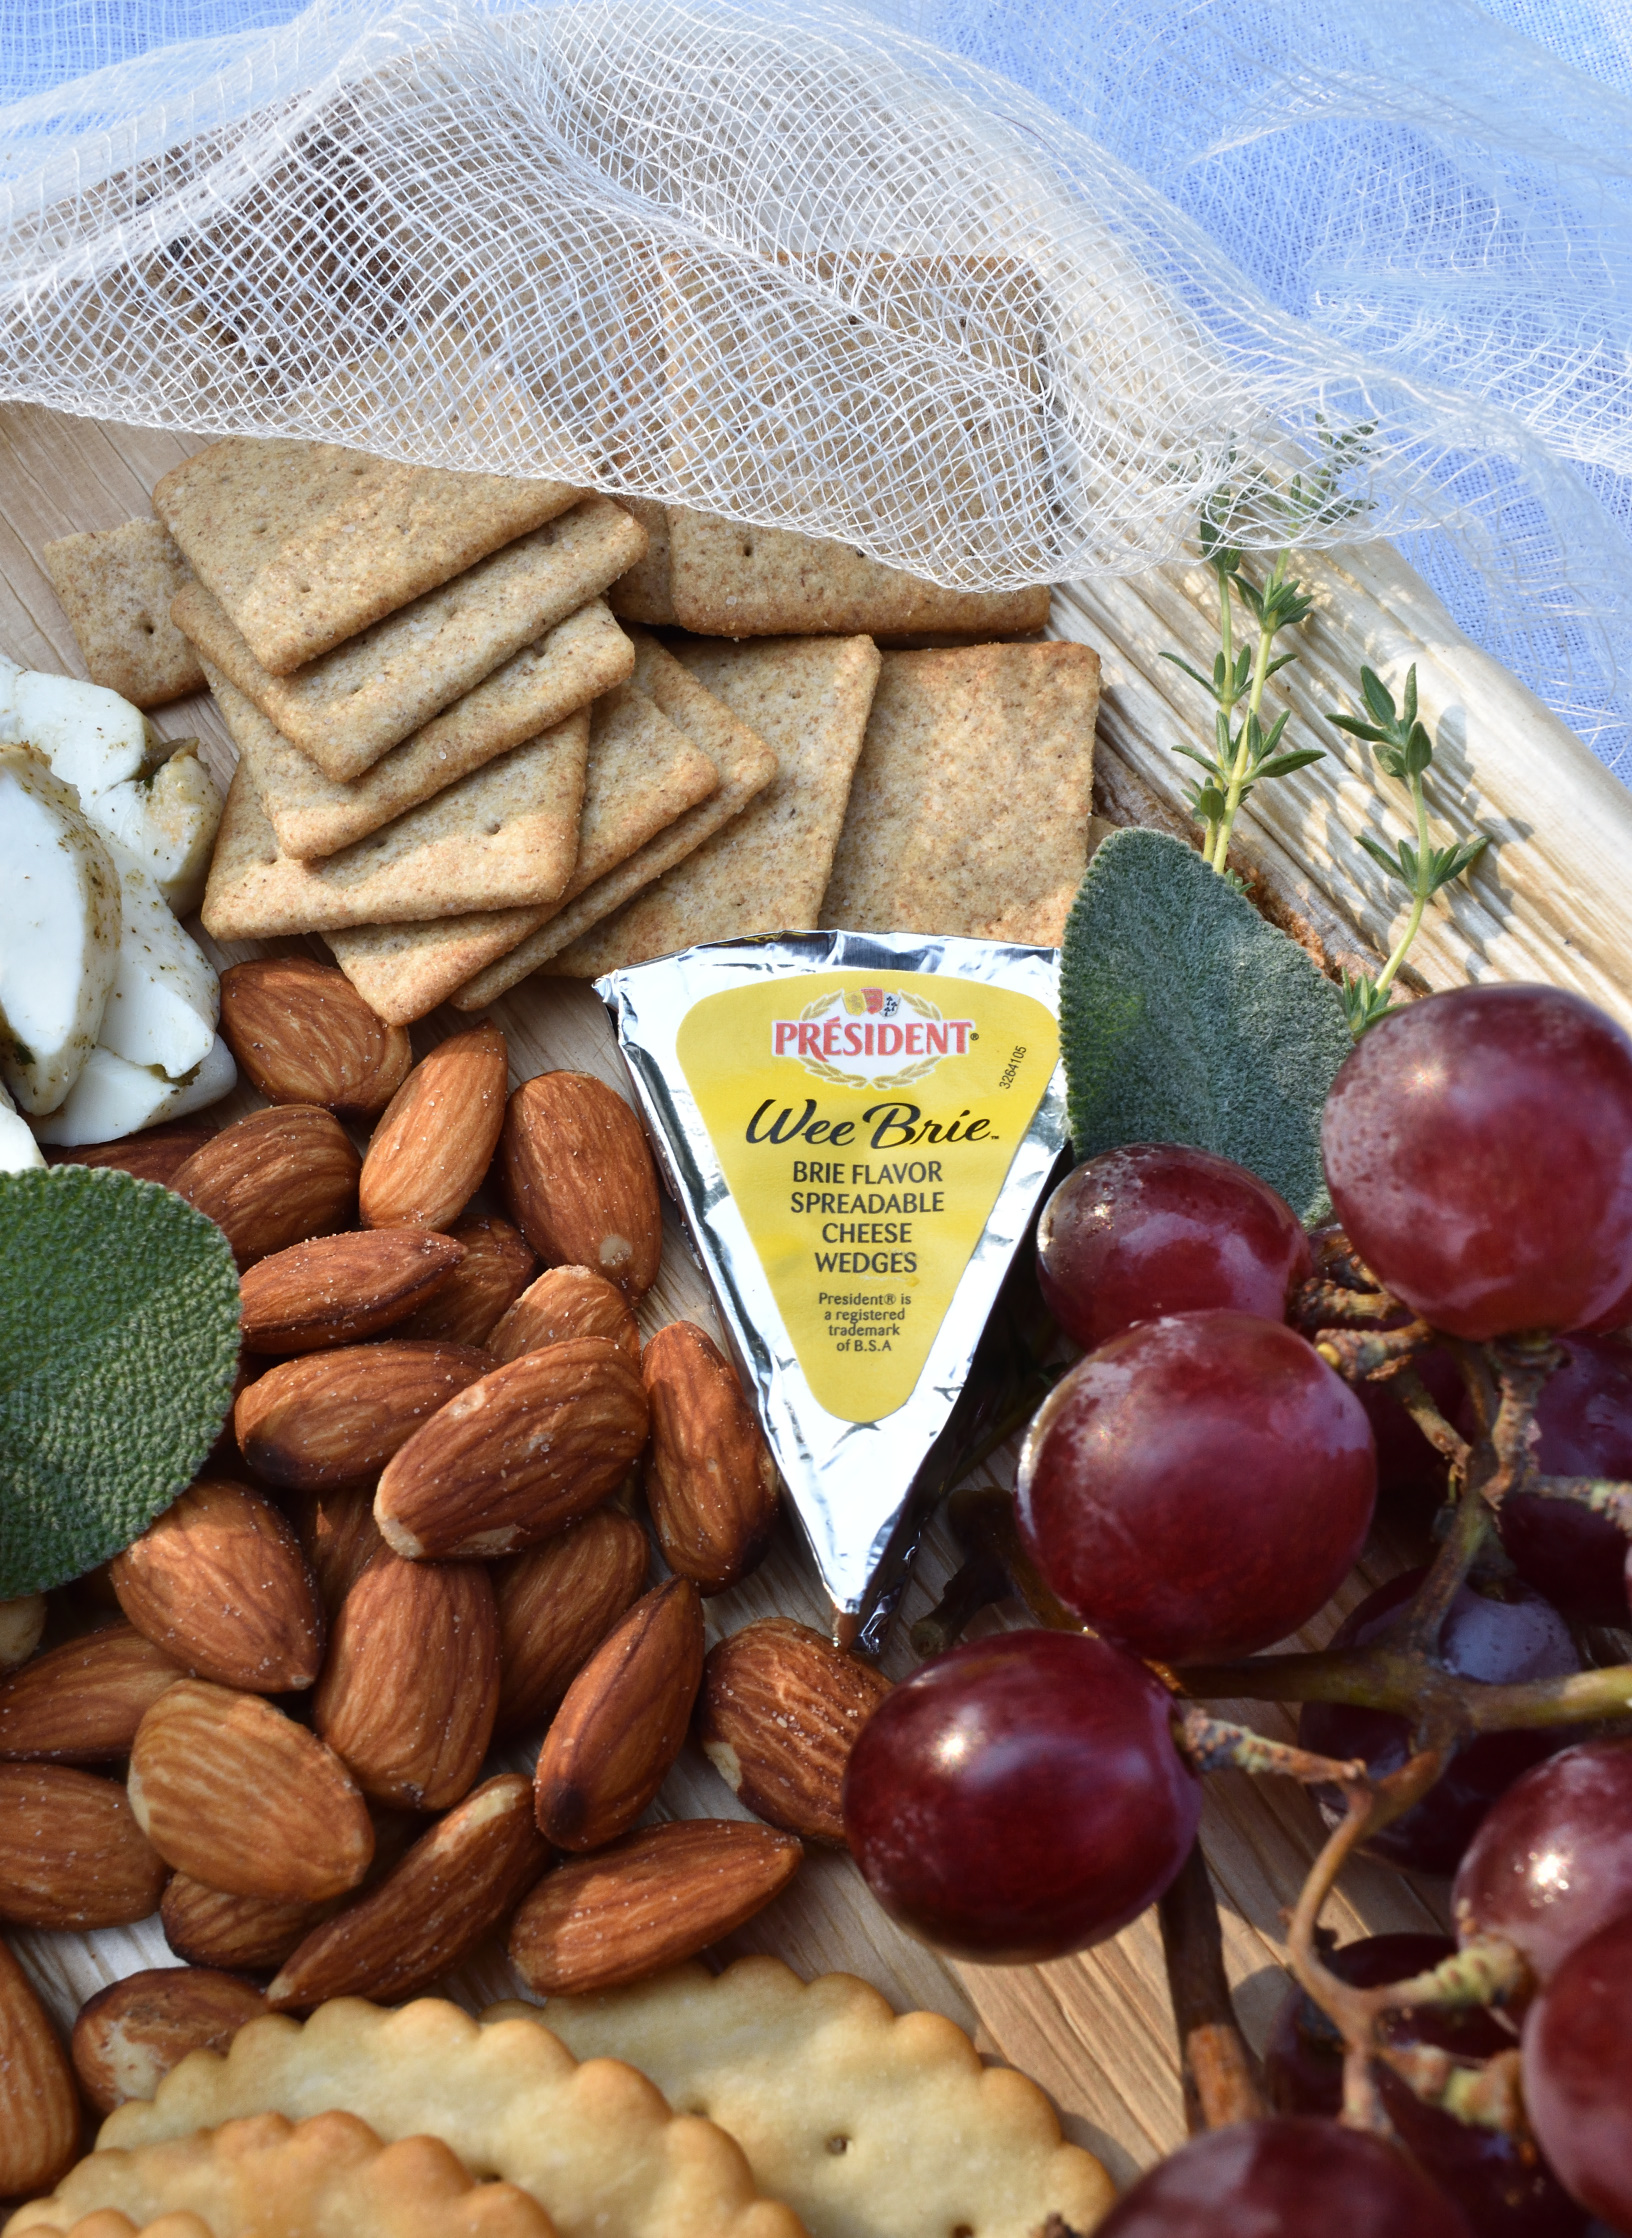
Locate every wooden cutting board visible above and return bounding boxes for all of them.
[3,398,1618,2193]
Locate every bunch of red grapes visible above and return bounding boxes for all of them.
[843,984,1632,2234]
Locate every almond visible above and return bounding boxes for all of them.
[238,1229,466,1354]
[172,1105,361,1269]
[161,1874,341,1973]
[395,1213,538,1347]
[487,1263,641,1366]
[494,1509,650,1737]
[0,1595,46,1670]
[111,1479,325,1694]
[129,1679,374,1901]
[294,1486,386,1621]
[508,1818,802,1996]
[71,1965,267,2115]
[696,1618,892,1846]
[267,1773,549,2011]
[44,1113,218,1185]
[642,1322,778,1594]
[235,1340,489,1493]
[533,1578,703,1851]
[360,1024,510,1232]
[220,956,412,1118]
[0,1623,183,1761]
[501,1072,662,1299]
[0,1763,166,1929]
[374,1337,648,1561]
[313,1550,498,1811]
[0,1935,78,2194]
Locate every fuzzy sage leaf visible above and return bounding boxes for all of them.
[1059,828,1353,1222]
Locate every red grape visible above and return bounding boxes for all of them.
[1522,1908,1632,2227]
[1453,1739,1632,1983]
[1322,985,1632,1340]
[1300,1568,1580,1874]
[1094,2116,1474,2236]
[1035,1143,1310,1352]
[1016,1311,1375,1662]
[1264,1932,1587,2236]
[841,1631,1199,1963]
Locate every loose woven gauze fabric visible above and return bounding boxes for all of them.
[3,0,1632,780]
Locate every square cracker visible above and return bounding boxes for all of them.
[40,519,205,708]
[667,510,1050,641]
[95,1994,804,2238]
[152,437,583,675]
[200,712,590,940]
[607,499,675,625]
[172,497,645,779]
[202,602,632,859]
[496,1958,1115,2238]
[546,633,878,977]
[10,2109,554,2238]
[449,634,777,1009]
[818,641,1099,944]
[325,672,725,1022]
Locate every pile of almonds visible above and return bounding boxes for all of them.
[0,957,891,2191]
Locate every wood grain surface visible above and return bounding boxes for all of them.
[3,399,1603,2193]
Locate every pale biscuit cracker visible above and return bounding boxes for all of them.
[496,1959,1115,2238]
[40,520,206,709]
[325,677,722,1022]
[548,634,878,977]
[202,603,632,859]
[200,713,590,940]
[94,1995,806,2238]
[818,642,1099,944]
[450,633,778,1008]
[152,438,582,675]
[607,500,675,625]
[8,2110,553,2238]
[172,498,646,777]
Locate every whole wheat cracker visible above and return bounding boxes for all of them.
[547,634,878,977]
[93,1996,806,2238]
[172,498,645,777]
[39,520,206,709]
[450,632,777,1008]
[818,641,1099,945]
[324,678,720,1022]
[607,499,675,625]
[152,438,582,675]
[200,712,590,940]
[7,2110,553,2238]
[493,1959,1115,2238]
[202,603,632,859]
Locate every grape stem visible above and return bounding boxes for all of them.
[1156,1840,1266,2131]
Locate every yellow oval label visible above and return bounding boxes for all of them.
[675,970,1060,1423]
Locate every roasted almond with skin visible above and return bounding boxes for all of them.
[129,1679,374,1901]
[360,1024,510,1232]
[375,1336,648,1561]
[494,1508,650,1738]
[0,1623,183,1761]
[487,1263,641,1367]
[44,1114,218,1185]
[509,1818,802,1996]
[534,1578,704,1851]
[314,1550,499,1811]
[697,1618,892,1845]
[643,1321,778,1594]
[0,1763,166,1930]
[72,1965,267,2115]
[220,956,412,1118]
[395,1214,538,1347]
[268,1773,549,2011]
[172,1105,361,1269]
[0,1936,78,2195]
[501,1072,662,1299]
[112,1479,324,1694]
[236,1340,489,1494]
[294,1485,385,1621]
[239,1229,466,1354]
[161,1874,341,1973]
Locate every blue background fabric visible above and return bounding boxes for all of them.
[4,0,1630,785]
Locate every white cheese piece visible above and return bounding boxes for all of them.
[98,839,219,1079]
[0,744,122,1115]
[0,657,149,798]
[94,743,224,916]
[32,1033,236,1148]
[0,1081,45,1172]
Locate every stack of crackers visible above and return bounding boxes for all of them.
[45,441,1101,1026]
